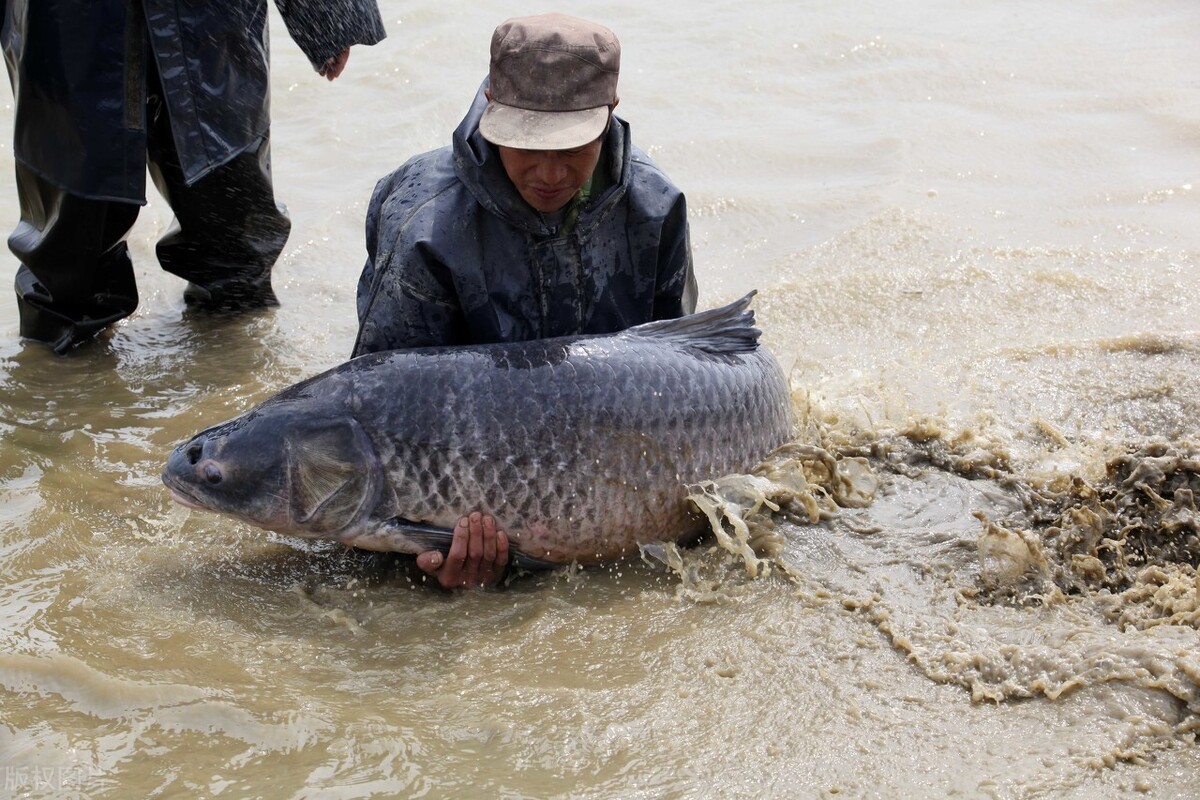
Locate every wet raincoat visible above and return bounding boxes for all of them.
[352,84,697,355]
[1,0,386,203]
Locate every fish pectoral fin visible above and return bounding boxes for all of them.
[381,517,558,572]
[380,518,457,552]
[506,550,559,572]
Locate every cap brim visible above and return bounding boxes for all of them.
[479,102,609,150]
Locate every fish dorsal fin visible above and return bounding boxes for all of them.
[626,291,761,355]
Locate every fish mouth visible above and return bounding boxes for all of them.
[162,470,206,510]
[167,485,206,510]
[162,466,301,535]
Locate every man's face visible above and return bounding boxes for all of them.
[497,138,604,213]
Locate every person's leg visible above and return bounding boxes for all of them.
[9,164,140,354]
[145,80,290,311]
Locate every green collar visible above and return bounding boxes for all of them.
[560,172,595,234]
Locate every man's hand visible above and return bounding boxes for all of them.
[319,48,351,81]
[415,512,510,589]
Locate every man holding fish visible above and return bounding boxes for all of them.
[353,13,698,588]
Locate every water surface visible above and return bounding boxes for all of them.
[1,1,1198,797]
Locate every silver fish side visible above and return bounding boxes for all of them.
[162,293,794,565]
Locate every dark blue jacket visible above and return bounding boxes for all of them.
[1,0,385,203]
[353,84,698,355]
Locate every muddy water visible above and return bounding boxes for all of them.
[2,1,1199,797]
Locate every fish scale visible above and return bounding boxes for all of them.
[163,293,793,566]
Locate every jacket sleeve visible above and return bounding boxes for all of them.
[654,192,699,319]
[351,170,465,356]
[274,0,386,69]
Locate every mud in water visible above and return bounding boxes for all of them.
[686,426,1200,785]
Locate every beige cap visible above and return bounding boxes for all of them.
[479,13,620,150]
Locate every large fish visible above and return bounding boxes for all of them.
[162,293,793,568]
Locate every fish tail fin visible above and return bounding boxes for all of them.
[629,291,761,355]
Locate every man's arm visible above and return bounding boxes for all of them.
[352,167,466,356]
[352,263,464,356]
[274,0,386,74]
[655,192,699,318]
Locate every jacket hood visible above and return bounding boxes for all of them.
[451,81,631,235]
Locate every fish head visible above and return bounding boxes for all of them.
[162,407,384,541]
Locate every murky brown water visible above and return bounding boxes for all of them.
[2,1,1199,797]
